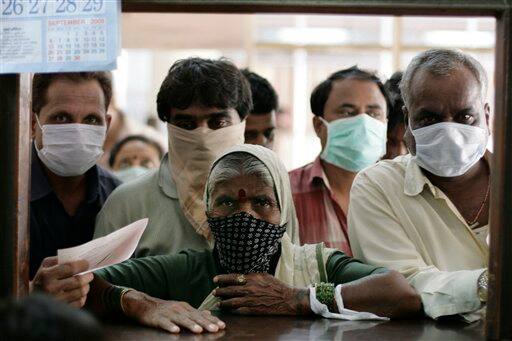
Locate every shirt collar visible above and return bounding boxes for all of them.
[308,157,331,190]
[158,153,179,199]
[403,155,435,197]
[31,143,101,203]
[404,152,492,197]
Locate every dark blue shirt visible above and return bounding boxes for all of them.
[30,147,120,278]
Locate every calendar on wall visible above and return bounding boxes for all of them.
[0,0,119,73]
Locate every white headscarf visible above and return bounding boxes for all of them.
[204,144,299,244]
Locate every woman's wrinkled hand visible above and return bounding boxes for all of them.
[212,273,311,316]
[123,291,225,334]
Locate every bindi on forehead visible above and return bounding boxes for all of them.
[238,189,247,203]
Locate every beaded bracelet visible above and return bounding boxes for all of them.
[314,282,335,312]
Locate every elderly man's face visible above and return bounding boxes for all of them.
[404,67,490,154]
[208,174,281,225]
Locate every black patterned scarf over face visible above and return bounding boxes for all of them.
[208,212,287,274]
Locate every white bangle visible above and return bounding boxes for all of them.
[309,284,389,321]
[309,286,330,316]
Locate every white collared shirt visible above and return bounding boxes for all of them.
[348,154,488,321]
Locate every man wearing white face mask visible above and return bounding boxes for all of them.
[289,67,389,255]
[348,49,490,322]
[94,58,298,257]
[30,72,120,307]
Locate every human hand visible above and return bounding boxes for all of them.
[212,273,311,315]
[123,291,226,334]
[31,256,93,308]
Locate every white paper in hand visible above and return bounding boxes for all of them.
[57,218,148,275]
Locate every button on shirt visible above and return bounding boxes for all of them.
[289,158,352,255]
[30,148,120,279]
[94,154,211,257]
[348,154,488,321]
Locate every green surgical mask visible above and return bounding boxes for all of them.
[320,114,387,172]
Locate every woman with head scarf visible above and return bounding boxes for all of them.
[87,145,421,334]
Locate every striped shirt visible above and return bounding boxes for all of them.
[289,158,352,255]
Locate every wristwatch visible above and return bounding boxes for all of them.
[477,270,488,303]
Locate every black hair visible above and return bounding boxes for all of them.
[241,68,278,115]
[156,57,253,122]
[384,71,405,132]
[0,294,104,341]
[310,66,390,117]
[109,134,164,168]
[32,72,112,114]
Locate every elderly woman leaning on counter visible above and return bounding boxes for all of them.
[85,145,421,334]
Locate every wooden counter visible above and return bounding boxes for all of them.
[104,314,484,340]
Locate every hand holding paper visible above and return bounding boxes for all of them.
[58,218,148,274]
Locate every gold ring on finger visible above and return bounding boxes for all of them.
[237,274,246,284]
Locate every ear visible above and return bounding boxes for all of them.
[105,113,112,131]
[484,102,491,134]
[402,106,409,127]
[312,115,324,138]
[31,113,37,138]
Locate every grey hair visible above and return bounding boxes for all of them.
[207,152,274,210]
[400,49,488,107]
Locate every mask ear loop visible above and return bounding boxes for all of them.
[33,114,45,152]
[34,113,43,130]
[318,116,329,127]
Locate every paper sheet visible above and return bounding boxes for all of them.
[57,218,148,275]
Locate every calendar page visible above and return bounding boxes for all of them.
[0,0,119,73]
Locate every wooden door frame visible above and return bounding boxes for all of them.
[2,1,510,339]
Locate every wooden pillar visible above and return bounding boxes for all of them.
[0,74,31,298]
[487,7,512,340]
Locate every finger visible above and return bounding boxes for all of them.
[156,317,180,334]
[202,312,226,329]
[55,284,90,303]
[188,311,221,333]
[41,256,58,268]
[55,273,94,292]
[172,315,203,334]
[213,274,246,286]
[68,296,87,308]
[52,260,90,279]
[213,286,250,298]
[218,297,256,310]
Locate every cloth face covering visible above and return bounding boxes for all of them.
[168,121,245,240]
[114,166,150,183]
[209,212,287,274]
[411,122,488,177]
[320,114,387,172]
[35,116,106,177]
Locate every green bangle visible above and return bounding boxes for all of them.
[315,282,335,311]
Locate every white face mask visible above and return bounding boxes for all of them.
[167,121,246,239]
[35,116,106,177]
[411,122,488,177]
[114,166,151,183]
